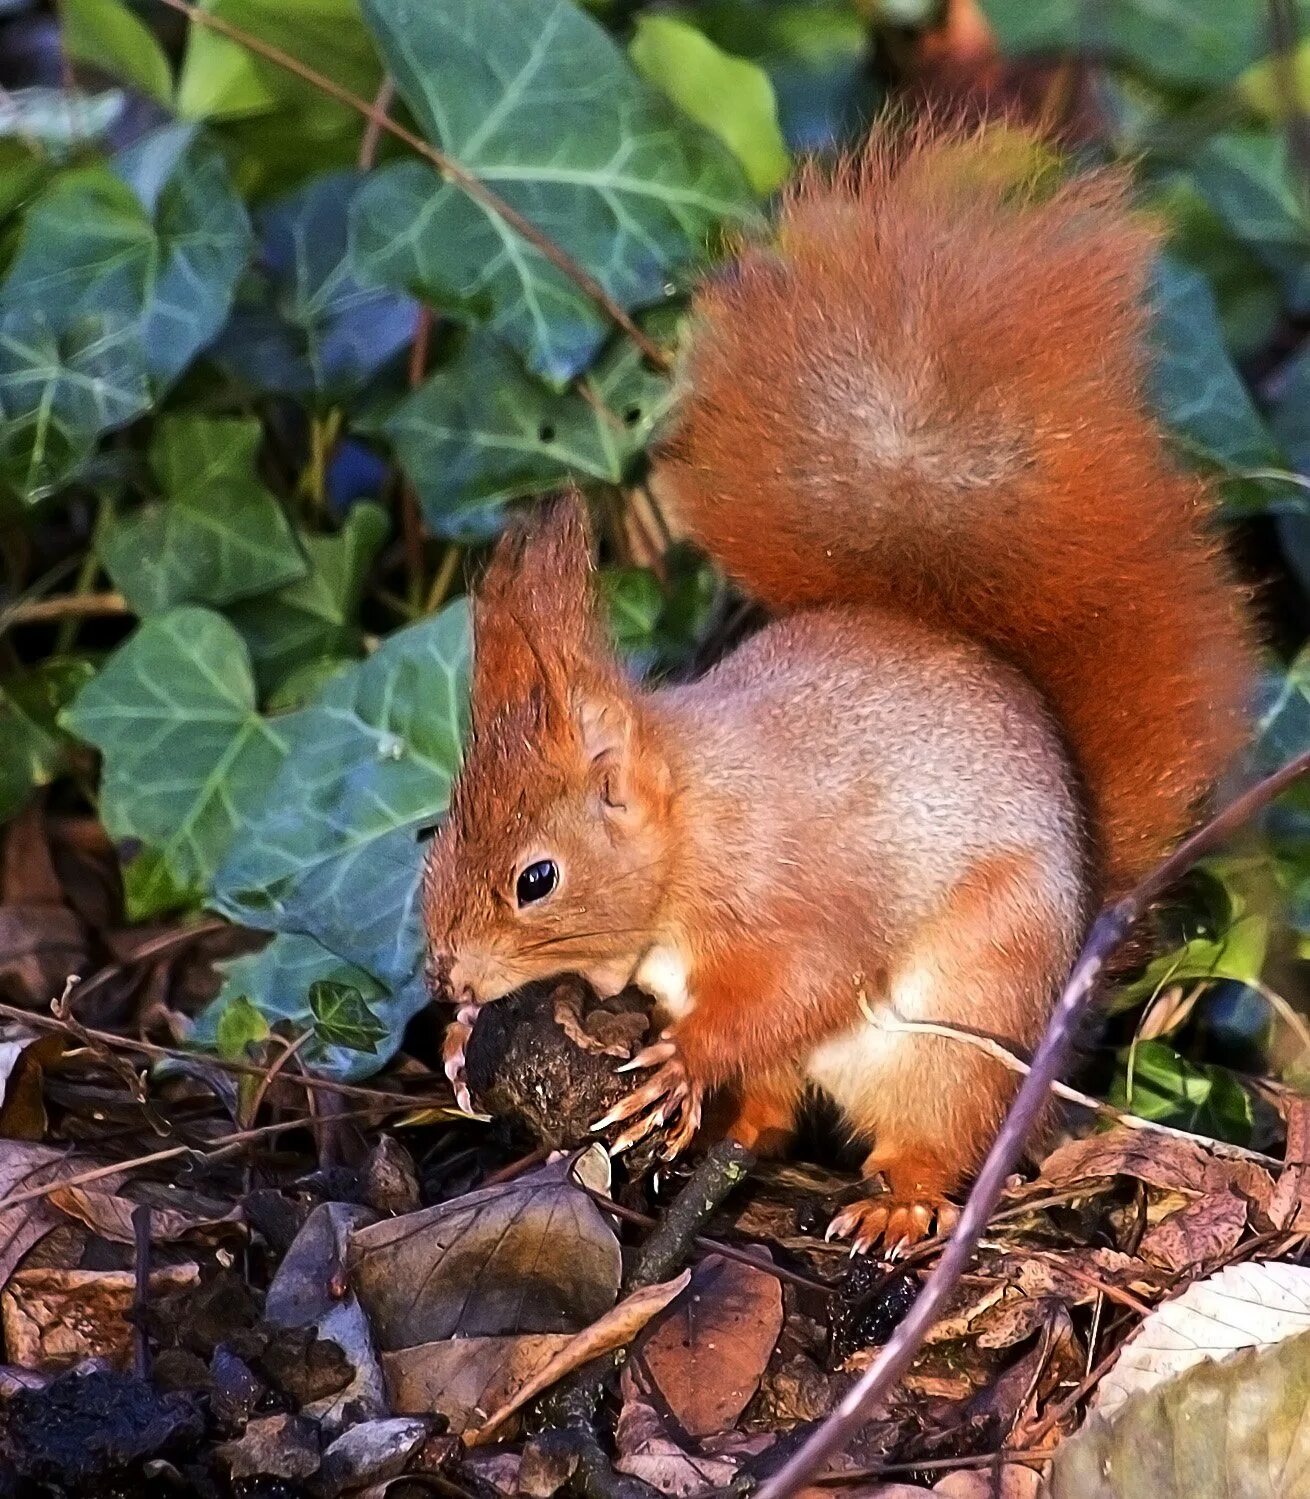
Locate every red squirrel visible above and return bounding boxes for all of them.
[422,122,1255,1251]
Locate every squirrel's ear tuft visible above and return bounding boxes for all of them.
[469,488,603,727]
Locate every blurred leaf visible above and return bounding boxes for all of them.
[176,0,382,192]
[1187,132,1310,314]
[228,501,389,696]
[1111,914,1270,1011]
[61,0,173,106]
[385,328,670,527]
[0,88,127,153]
[602,568,664,657]
[308,979,387,1053]
[62,607,294,918]
[0,309,150,504]
[215,993,271,1060]
[351,0,755,383]
[630,16,788,195]
[0,659,96,823]
[216,172,418,404]
[2,128,251,388]
[1110,1040,1254,1145]
[1148,257,1285,495]
[979,0,1264,88]
[1236,41,1310,121]
[204,933,403,1079]
[99,416,307,614]
[1271,342,1310,475]
[1050,1326,1310,1499]
[212,601,470,1007]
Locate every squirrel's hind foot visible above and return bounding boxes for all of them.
[825,1194,960,1256]
[592,1041,703,1158]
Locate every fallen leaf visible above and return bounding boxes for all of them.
[935,1468,1041,1499]
[1139,1183,1249,1271]
[384,1333,574,1433]
[614,1395,741,1496]
[319,1417,431,1496]
[1050,1326,1310,1499]
[1,1264,198,1370]
[0,1141,119,1291]
[0,1029,66,1140]
[350,1156,621,1348]
[466,1269,692,1443]
[216,1412,321,1482]
[265,1201,387,1430]
[48,1186,242,1244]
[623,1252,783,1437]
[1093,1260,1310,1417]
[518,1433,581,1498]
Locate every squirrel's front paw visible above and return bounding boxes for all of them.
[591,1037,703,1159]
[442,1004,481,1115]
[825,1194,960,1257]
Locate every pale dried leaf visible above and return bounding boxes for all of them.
[384,1333,573,1433]
[623,1253,783,1437]
[465,1269,691,1444]
[935,1467,1040,1499]
[0,1141,118,1290]
[1093,1260,1310,1417]
[1051,1326,1310,1499]
[1138,1184,1248,1271]
[614,1396,741,1496]
[48,1186,241,1244]
[1269,1096,1310,1232]
[350,1156,620,1348]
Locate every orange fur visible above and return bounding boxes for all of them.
[424,121,1256,1247]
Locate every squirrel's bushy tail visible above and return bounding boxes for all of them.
[652,121,1255,895]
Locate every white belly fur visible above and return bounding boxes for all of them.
[633,944,695,1021]
[806,963,935,1112]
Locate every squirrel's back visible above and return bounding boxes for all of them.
[652,122,1255,894]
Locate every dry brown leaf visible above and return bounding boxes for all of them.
[350,1154,620,1349]
[622,1252,783,1437]
[1139,1184,1248,1271]
[614,1395,741,1496]
[0,1030,66,1140]
[1,1263,198,1370]
[47,1186,242,1244]
[1093,1260,1310,1417]
[465,1269,691,1444]
[934,1466,1041,1499]
[384,1334,574,1433]
[0,1141,117,1291]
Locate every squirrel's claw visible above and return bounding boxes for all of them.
[443,1004,481,1117]
[617,1036,678,1074]
[825,1194,958,1255]
[592,1052,703,1159]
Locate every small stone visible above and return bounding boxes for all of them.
[318,1417,431,1495]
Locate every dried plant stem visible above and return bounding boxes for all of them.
[5,591,129,626]
[869,1012,1280,1168]
[152,0,670,371]
[357,74,396,170]
[754,747,1310,1499]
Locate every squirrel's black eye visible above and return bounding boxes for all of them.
[516,859,559,907]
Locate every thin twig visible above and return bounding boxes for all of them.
[754,748,1310,1499]
[868,1012,1280,1167]
[0,998,452,1110]
[1022,1341,1127,1445]
[132,1203,152,1378]
[244,1030,314,1127]
[152,0,670,371]
[3,591,129,626]
[1,1108,380,1217]
[403,308,434,607]
[357,74,396,170]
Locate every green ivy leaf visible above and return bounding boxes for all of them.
[60,0,173,106]
[215,172,418,404]
[214,993,270,1060]
[979,0,1264,89]
[1148,257,1285,498]
[1110,1039,1254,1144]
[212,601,470,998]
[62,606,294,918]
[99,415,308,614]
[308,979,388,1053]
[384,327,671,527]
[203,933,407,1079]
[0,658,96,824]
[2,129,251,388]
[351,0,755,383]
[0,309,150,504]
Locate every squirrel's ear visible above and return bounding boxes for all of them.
[577,682,669,833]
[469,489,599,724]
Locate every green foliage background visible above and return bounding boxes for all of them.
[4,0,1310,1120]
